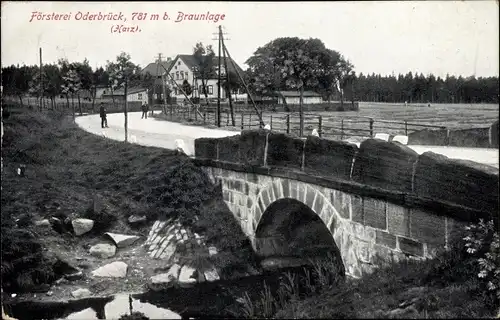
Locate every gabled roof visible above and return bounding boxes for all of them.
[103,87,147,95]
[278,91,322,97]
[141,61,174,77]
[172,54,245,76]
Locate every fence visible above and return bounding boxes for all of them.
[159,104,448,142]
[3,95,145,116]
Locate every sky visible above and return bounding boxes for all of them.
[1,1,499,78]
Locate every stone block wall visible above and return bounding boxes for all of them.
[194,130,499,226]
[200,166,469,278]
[408,125,498,148]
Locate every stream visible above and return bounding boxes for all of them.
[4,260,332,320]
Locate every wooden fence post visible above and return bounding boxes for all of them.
[405,120,408,136]
[369,118,374,137]
[318,115,322,137]
[341,119,344,140]
[241,113,244,130]
[286,114,290,134]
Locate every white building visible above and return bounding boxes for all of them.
[102,87,148,104]
[277,91,323,105]
[141,54,246,104]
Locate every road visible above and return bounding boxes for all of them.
[76,112,499,169]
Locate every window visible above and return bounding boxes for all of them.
[174,88,178,95]
[185,72,189,79]
[174,66,177,70]
[138,93,143,100]
[199,85,204,94]
[208,85,213,95]
[178,61,181,65]
[176,72,179,80]
[180,71,184,80]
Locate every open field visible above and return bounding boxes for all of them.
[170,101,499,142]
[9,95,499,140]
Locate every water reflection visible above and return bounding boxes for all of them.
[63,294,181,320]
[4,294,181,320]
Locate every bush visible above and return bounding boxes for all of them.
[0,226,57,292]
[463,219,500,301]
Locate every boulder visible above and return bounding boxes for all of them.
[34,219,50,227]
[149,264,181,290]
[89,243,116,259]
[71,288,91,299]
[208,246,218,256]
[91,261,128,278]
[128,215,147,224]
[65,271,84,281]
[72,218,94,236]
[104,232,141,248]
[203,268,220,282]
[178,265,197,288]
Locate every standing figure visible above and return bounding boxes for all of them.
[141,103,148,119]
[99,103,109,128]
[99,102,109,128]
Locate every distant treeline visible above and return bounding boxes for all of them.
[350,72,499,104]
[2,62,499,105]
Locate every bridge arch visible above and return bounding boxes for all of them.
[249,178,348,273]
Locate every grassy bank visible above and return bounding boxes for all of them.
[229,233,499,318]
[1,104,256,293]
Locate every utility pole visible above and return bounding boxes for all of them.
[221,33,235,126]
[39,47,44,111]
[217,26,222,127]
[213,26,230,127]
[157,53,168,114]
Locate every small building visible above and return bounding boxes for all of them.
[102,87,148,104]
[276,91,323,105]
[94,85,109,99]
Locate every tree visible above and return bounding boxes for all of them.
[333,56,355,109]
[72,59,93,115]
[182,79,193,97]
[61,69,82,119]
[107,52,141,142]
[42,64,63,109]
[192,42,216,107]
[2,65,32,107]
[246,37,346,135]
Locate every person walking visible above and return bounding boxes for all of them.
[99,103,109,128]
[141,103,148,119]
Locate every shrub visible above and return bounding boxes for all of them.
[463,219,500,301]
[0,226,57,292]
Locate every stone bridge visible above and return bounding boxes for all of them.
[193,130,499,278]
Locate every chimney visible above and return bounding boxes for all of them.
[167,57,172,62]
